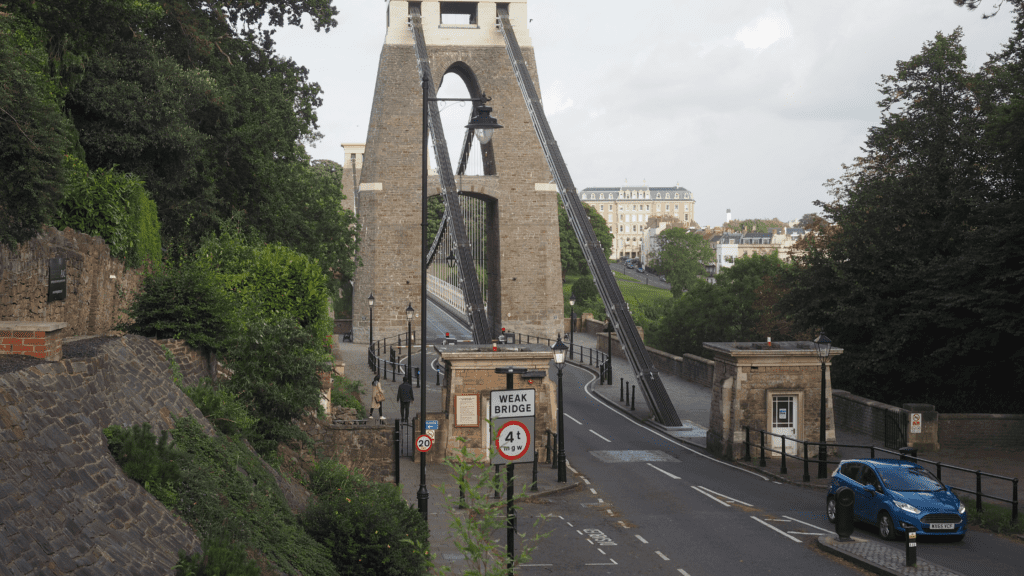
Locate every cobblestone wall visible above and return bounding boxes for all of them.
[0,227,143,336]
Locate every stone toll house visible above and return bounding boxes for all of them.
[424,344,557,464]
[704,341,843,462]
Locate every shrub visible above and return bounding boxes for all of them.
[300,460,429,576]
[171,416,337,576]
[119,259,233,353]
[175,535,261,576]
[571,276,599,304]
[330,375,366,419]
[55,156,162,267]
[224,316,331,455]
[185,379,258,437]
[103,423,182,509]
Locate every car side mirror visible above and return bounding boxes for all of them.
[870,484,881,493]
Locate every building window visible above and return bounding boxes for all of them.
[675,193,680,199]
[674,204,679,211]
[619,225,623,232]
[657,193,661,199]
[685,214,689,222]
[685,205,689,212]
[599,205,603,211]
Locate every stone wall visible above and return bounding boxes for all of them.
[0,227,143,337]
[0,335,209,575]
[297,419,395,483]
[595,331,714,388]
[831,389,900,444]
[939,414,1024,449]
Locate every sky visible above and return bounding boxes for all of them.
[271,0,1016,226]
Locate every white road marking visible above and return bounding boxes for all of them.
[656,551,670,561]
[519,564,554,567]
[618,521,629,528]
[782,515,834,533]
[751,516,802,542]
[582,375,769,480]
[691,485,731,507]
[589,429,612,442]
[585,559,618,566]
[773,481,782,484]
[577,530,584,536]
[566,522,573,527]
[697,486,753,507]
[598,498,604,503]
[789,531,829,536]
[582,478,591,485]
[677,569,693,575]
[598,548,606,555]
[567,464,578,473]
[590,488,597,494]
[565,413,583,425]
[647,463,681,480]
[606,509,614,515]
[636,535,648,544]
[765,518,791,522]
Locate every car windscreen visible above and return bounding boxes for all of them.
[878,466,944,491]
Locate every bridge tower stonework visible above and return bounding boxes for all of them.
[354,0,562,343]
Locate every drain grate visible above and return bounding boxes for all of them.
[590,450,680,463]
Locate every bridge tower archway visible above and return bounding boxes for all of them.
[353,0,562,344]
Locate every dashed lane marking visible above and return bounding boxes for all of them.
[696,486,753,507]
[565,413,583,425]
[585,559,618,566]
[582,478,591,485]
[678,569,692,575]
[590,488,597,494]
[782,515,833,534]
[691,485,731,507]
[751,516,801,542]
[589,429,612,442]
[647,463,681,479]
[636,535,648,544]
[656,551,670,561]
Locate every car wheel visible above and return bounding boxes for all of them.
[878,511,898,541]
[826,496,837,524]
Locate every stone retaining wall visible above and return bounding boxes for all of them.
[0,335,209,575]
[297,418,394,483]
[832,389,899,444]
[0,227,143,336]
[938,413,1024,450]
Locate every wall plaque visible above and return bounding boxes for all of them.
[454,394,479,428]
[47,257,67,302]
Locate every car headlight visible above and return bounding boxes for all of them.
[959,503,966,515]
[894,501,921,515]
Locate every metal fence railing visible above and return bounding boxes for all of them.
[743,426,1019,523]
[514,332,612,386]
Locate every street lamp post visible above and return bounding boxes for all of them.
[406,304,414,387]
[420,79,503,522]
[568,292,576,361]
[814,331,833,479]
[551,336,569,483]
[368,293,375,370]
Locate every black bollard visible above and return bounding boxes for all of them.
[494,465,501,500]
[620,378,624,400]
[905,527,917,566]
[836,486,854,541]
[531,450,538,492]
[631,385,636,411]
[393,419,400,486]
[625,381,629,405]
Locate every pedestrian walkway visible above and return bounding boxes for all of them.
[817,535,967,576]
[337,339,578,573]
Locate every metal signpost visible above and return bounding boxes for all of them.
[491,368,532,574]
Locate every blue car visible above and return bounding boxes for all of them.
[826,459,966,541]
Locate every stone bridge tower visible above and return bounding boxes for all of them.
[353,0,562,343]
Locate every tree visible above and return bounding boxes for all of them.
[558,199,614,279]
[651,227,714,296]
[723,218,786,233]
[649,253,796,358]
[782,28,1023,412]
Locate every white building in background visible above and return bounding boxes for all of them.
[579,184,697,260]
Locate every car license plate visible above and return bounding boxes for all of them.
[929,523,955,530]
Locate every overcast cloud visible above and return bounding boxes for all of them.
[272,0,1015,225]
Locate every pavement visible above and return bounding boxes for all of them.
[338,332,1022,575]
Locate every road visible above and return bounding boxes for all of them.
[511,364,1024,575]
[608,261,671,291]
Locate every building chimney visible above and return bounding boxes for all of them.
[726,209,732,223]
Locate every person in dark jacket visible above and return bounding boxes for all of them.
[397,378,414,423]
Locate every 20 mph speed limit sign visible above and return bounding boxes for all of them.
[416,434,433,453]
[493,420,533,463]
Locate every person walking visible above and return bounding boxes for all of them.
[371,377,386,422]
[397,377,414,423]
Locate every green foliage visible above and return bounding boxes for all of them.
[437,435,548,575]
[723,218,786,233]
[783,26,1024,412]
[103,423,182,509]
[331,375,367,419]
[55,155,162,267]
[652,227,714,296]
[650,253,798,358]
[961,498,1022,535]
[119,259,233,353]
[171,416,337,576]
[175,535,261,576]
[186,380,258,438]
[0,13,73,247]
[224,316,330,455]
[558,198,614,279]
[197,226,332,344]
[300,460,430,576]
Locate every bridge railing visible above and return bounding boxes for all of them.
[367,331,418,382]
[515,332,613,386]
[742,426,1019,522]
[427,273,466,316]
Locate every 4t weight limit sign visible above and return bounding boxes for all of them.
[495,421,532,462]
